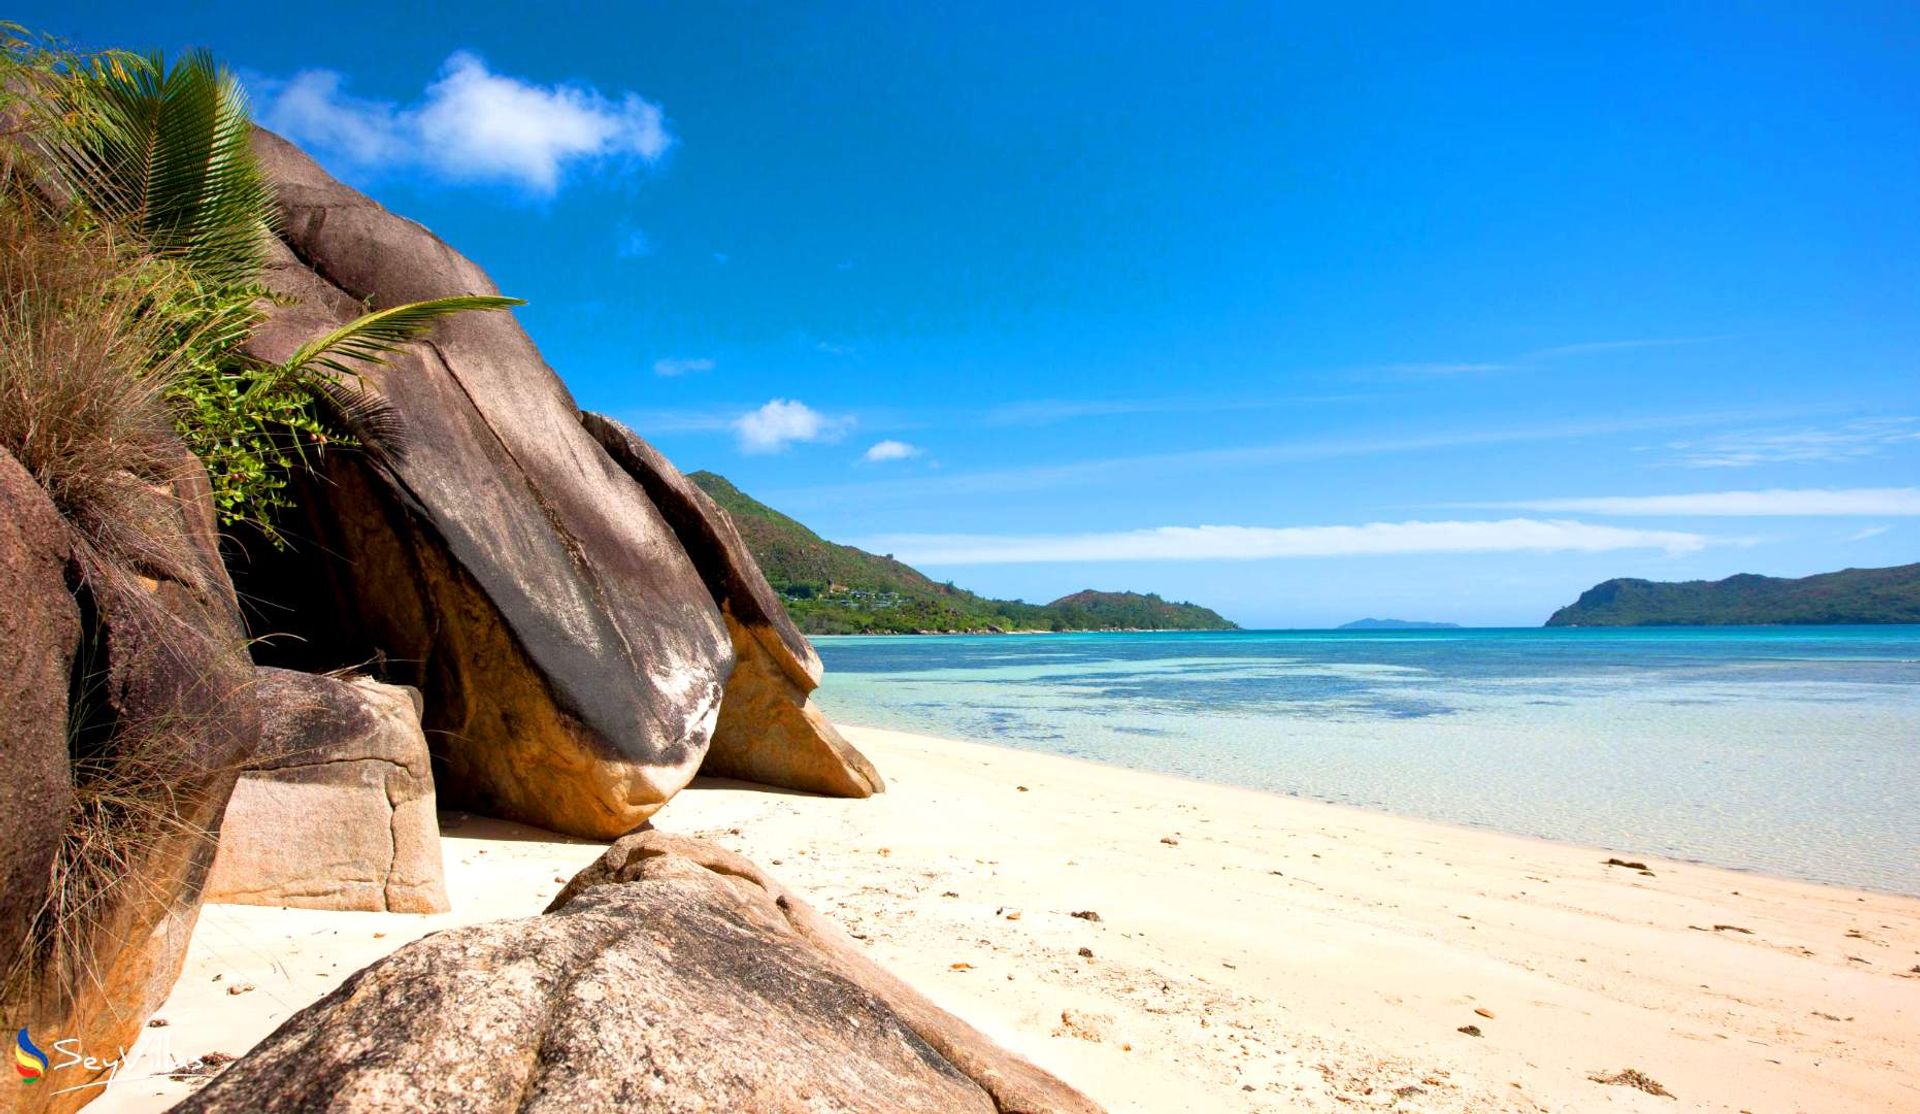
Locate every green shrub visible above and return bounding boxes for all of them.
[4,31,519,543]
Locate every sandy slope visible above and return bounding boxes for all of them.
[95,725,1918,1113]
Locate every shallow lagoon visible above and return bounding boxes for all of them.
[814,627,1920,894]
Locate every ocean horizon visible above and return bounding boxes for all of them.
[813,626,1920,895]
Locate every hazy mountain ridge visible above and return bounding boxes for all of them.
[1546,563,1920,627]
[688,472,1236,634]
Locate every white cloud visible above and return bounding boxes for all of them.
[762,407,1809,507]
[733,399,850,454]
[1525,337,1721,360]
[618,229,654,258]
[1480,487,1920,516]
[983,398,1176,425]
[260,70,409,165]
[260,52,672,194]
[863,440,921,462]
[1381,361,1509,377]
[857,518,1716,566]
[1845,525,1893,542]
[1668,417,1920,468]
[1368,337,1721,380]
[652,357,714,377]
[616,407,735,433]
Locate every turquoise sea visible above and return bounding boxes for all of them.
[812,627,1920,895]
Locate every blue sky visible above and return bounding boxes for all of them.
[24,3,1920,626]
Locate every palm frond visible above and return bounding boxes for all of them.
[281,295,524,379]
[36,49,274,288]
[307,376,410,463]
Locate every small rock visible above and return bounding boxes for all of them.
[1005,911,1022,921]
[1071,910,1102,922]
[147,1018,169,1028]
[1160,836,1179,846]
[941,891,959,898]
[227,983,255,996]
[1017,786,1030,792]
[1457,1025,1482,1037]
[1077,947,1094,958]
[950,962,973,970]
[1474,1007,1495,1019]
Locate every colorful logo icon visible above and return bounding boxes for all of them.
[14,1028,48,1084]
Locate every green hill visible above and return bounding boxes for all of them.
[688,471,1237,634]
[1545,563,1920,627]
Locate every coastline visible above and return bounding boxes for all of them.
[99,725,1920,1113]
[805,626,1236,636]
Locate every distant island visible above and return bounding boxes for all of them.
[1338,618,1461,630]
[1546,563,1920,627]
[689,472,1237,634]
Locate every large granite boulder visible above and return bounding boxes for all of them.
[0,449,78,976]
[583,413,882,799]
[3,447,259,1114]
[178,832,1098,1114]
[204,668,448,914]
[237,129,731,839]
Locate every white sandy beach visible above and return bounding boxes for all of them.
[96,725,1920,1113]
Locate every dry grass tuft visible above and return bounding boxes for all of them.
[3,633,255,1014]
[0,195,240,1014]
[31,717,216,1006]
[0,201,206,592]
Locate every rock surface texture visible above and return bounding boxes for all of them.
[584,413,882,799]
[178,832,1099,1114]
[0,448,78,975]
[204,668,448,913]
[238,129,731,839]
[4,447,259,1114]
